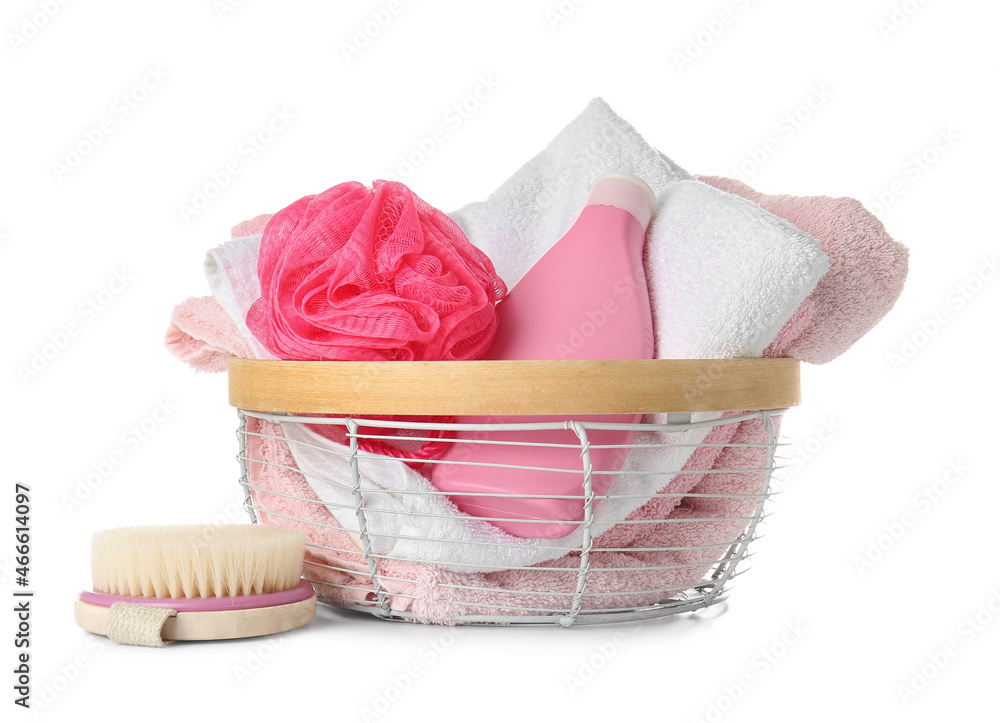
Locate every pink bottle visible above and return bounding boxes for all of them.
[430,172,657,538]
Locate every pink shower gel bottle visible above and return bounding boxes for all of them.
[429,172,657,538]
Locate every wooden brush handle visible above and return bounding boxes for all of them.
[74,594,317,645]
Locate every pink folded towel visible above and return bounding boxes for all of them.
[231,213,272,239]
[242,405,776,621]
[700,176,909,364]
[164,218,272,372]
[165,295,252,372]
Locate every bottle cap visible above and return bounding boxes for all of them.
[585,171,657,229]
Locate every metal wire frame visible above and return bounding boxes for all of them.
[236,409,783,626]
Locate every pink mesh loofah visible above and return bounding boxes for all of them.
[247,179,506,362]
[247,180,507,461]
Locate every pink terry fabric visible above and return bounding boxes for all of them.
[244,413,776,621]
[165,295,252,372]
[699,176,909,364]
[231,213,273,239]
[165,214,270,374]
[764,298,814,359]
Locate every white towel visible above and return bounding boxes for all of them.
[450,98,690,289]
[205,97,828,572]
[282,417,714,573]
[451,98,829,358]
[204,236,276,361]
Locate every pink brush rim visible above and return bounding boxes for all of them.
[79,579,314,612]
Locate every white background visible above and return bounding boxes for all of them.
[3,0,998,721]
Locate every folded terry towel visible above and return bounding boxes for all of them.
[243,409,778,622]
[165,295,251,372]
[281,414,716,572]
[699,176,909,363]
[452,98,830,358]
[449,98,690,288]
[204,220,277,362]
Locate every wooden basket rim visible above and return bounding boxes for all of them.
[228,358,801,416]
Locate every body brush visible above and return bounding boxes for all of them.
[75,525,315,646]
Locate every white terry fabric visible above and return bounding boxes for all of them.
[204,97,828,572]
[204,236,277,361]
[281,418,714,573]
[450,98,690,289]
[452,98,829,358]
[648,180,827,357]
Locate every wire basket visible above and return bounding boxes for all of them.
[229,358,800,626]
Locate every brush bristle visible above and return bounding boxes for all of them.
[91,525,305,599]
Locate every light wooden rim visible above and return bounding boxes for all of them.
[228,358,800,415]
[74,594,317,642]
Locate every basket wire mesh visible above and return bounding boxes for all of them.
[235,408,784,627]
